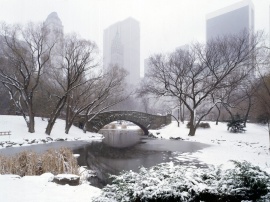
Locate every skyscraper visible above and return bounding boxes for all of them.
[45,12,63,54]
[206,0,254,41]
[44,12,64,72]
[45,12,63,36]
[103,17,140,85]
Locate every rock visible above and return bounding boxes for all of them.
[41,139,47,143]
[73,154,80,158]
[28,139,36,144]
[169,137,184,141]
[5,144,12,148]
[52,174,80,186]
[55,138,65,141]
[46,137,53,141]
[147,133,157,138]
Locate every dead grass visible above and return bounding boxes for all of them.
[0,147,79,176]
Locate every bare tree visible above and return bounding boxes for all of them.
[139,31,261,136]
[45,34,98,135]
[0,22,56,133]
[64,66,128,134]
[80,66,130,133]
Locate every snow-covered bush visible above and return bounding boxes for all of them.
[199,122,210,128]
[93,161,270,202]
[227,117,246,133]
[186,122,210,129]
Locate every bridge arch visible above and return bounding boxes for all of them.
[79,111,171,135]
[99,119,149,135]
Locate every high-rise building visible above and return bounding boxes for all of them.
[44,12,64,72]
[44,12,63,54]
[206,0,254,41]
[103,17,140,85]
[45,12,64,37]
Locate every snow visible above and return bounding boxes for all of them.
[1,116,270,201]
[150,121,270,173]
[0,115,103,148]
[0,173,101,202]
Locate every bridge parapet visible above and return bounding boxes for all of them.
[76,111,171,135]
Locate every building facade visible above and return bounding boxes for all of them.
[206,0,254,41]
[103,17,140,85]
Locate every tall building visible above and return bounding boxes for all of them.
[45,12,64,38]
[103,17,140,85]
[44,12,63,55]
[206,0,254,41]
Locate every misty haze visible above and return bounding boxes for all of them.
[0,0,270,201]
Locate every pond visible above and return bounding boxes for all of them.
[0,128,209,188]
[74,129,209,187]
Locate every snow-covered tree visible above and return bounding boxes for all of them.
[139,31,262,136]
[45,34,98,135]
[65,65,129,134]
[0,22,57,133]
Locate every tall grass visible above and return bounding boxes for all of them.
[0,148,79,176]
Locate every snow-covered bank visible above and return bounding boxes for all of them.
[0,116,103,201]
[150,121,270,173]
[0,115,103,149]
[1,116,270,201]
[0,173,101,202]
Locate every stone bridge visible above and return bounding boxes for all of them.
[78,111,171,135]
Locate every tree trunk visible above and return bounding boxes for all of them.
[27,101,35,133]
[45,119,54,135]
[65,96,70,133]
[188,111,197,136]
[45,97,67,135]
[243,96,252,127]
[28,113,35,133]
[65,122,72,134]
[180,99,185,123]
[215,104,221,125]
[268,121,270,150]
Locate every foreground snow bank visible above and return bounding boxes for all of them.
[0,172,101,202]
[0,115,103,149]
[94,161,270,202]
[150,121,270,172]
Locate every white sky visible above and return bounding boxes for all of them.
[0,0,269,74]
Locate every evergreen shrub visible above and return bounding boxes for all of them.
[93,161,270,202]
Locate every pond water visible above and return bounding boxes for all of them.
[0,129,209,188]
[74,129,209,187]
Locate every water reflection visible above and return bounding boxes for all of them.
[73,129,209,188]
[99,129,143,148]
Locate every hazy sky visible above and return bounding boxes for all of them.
[0,0,269,74]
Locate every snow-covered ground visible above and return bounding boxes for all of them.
[0,115,103,148]
[150,121,270,173]
[1,116,270,201]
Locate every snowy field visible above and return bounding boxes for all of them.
[150,121,270,173]
[0,116,270,201]
[0,115,103,147]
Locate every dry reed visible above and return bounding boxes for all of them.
[0,147,79,176]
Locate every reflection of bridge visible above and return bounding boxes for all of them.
[78,111,171,135]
